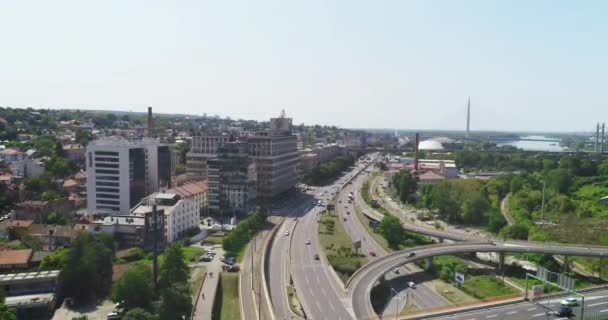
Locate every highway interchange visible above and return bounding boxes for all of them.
[263,153,608,320]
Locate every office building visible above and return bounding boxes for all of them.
[186,135,232,178]
[207,141,257,217]
[86,138,173,215]
[246,114,299,204]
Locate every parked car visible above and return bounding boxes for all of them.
[314,254,320,260]
[407,281,416,288]
[200,254,212,262]
[369,251,377,257]
[407,252,416,258]
[222,265,240,272]
[107,312,120,320]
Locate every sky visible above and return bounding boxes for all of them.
[1,0,608,132]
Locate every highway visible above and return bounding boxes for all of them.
[427,289,608,320]
[347,241,608,320]
[339,169,450,313]
[267,158,377,320]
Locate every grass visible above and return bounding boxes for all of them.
[214,272,241,320]
[190,266,207,301]
[287,285,305,317]
[460,275,517,299]
[203,235,225,245]
[318,199,367,283]
[430,279,477,304]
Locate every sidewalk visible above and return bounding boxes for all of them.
[192,248,224,320]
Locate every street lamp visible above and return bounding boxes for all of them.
[390,287,407,320]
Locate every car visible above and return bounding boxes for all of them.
[284,231,290,236]
[314,254,320,260]
[305,240,311,245]
[200,254,212,262]
[560,297,580,307]
[393,268,400,274]
[346,211,350,215]
[107,312,120,320]
[344,205,348,209]
[407,281,416,288]
[554,305,573,317]
[369,251,377,257]
[407,252,416,258]
[223,265,240,272]
[338,200,342,203]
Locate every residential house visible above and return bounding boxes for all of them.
[0,148,26,165]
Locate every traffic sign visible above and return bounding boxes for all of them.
[455,272,465,284]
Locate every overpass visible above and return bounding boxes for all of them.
[347,241,608,320]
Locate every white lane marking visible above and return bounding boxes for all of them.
[526,307,537,311]
[321,287,327,297]
[601,309,608,313]
[305,276,310,285]
[532,313,546,317]
[589,301,608,307]
[486,315,497,318]
[506,311,518,315]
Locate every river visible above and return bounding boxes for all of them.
[497,135,565,152]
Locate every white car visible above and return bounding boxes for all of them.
[407,281,416,288]
[560,297,580,306]
[305,240,311,245]
[284,231,290,236]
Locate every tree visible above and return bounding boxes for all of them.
[41,191,62,202]
[112,263,154,310]
[34,136,58,157]
[509,176,526,193]
[546,169,573,194]
[39,248,69,270]
[159,243,189,290]
[61,233,114,305]
[174,143,190,166]
[0,290,16,320]
[123,308,156,320]
[378,215,405,249]
[393,170,417,204]
[461,192,489,224]
[158,283,192,320]
[45,211,67,225]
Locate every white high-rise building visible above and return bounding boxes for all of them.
[86,138,173,215]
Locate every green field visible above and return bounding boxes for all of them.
[213,272,241,320]
[460,275,517,299]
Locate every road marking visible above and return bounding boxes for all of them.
[601,309,608,313]
[505,311,518,315]
[526,307,537,311]
[486,315,497,318]
[589,301,608,307]
[532,313,546,317]
[321,287,327,297]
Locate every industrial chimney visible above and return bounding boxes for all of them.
[147,107,153,138]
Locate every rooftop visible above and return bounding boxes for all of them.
[0,249,32,266]
[10,220,34,228]
[5,293,55,308]
[166,180,208,197]
[0,148,24,156]
[0,270,60,285]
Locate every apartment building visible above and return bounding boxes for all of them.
[86,138,173,215]
[132,193,198,243]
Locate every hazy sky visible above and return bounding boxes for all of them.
[1,1,607,132]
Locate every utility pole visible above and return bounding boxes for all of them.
[596,123,600,153]
[602,123,605,154]
[540,182,546,224]
[152,203,159,294]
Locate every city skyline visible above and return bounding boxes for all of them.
[2,1,608,132]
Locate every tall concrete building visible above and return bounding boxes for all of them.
[186,134,232,178]
[207,141,257,217]
[247,113,299,204]
[86,138,173,215]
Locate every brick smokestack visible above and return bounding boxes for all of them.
[147,106,153,137]
[414,133,419,172]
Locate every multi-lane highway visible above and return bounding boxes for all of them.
[348,241,608,320]
[267,157,377,320]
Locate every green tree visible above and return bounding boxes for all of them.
[509,176,525,193]
[174,143,190,165]
[61,233,114,305]
[112,263,154,310]
[41,191,62,202]
[45,211,67,225]
[546,169,573,194]
[123,308,156,320]
[34,136,58,157]
[461,191,489,224]
[0,290,16,320]
[378,215,405,249]
[39,248,69,270]
[158,282,192,320]
[159,243,189,289]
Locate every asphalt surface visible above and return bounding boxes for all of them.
[429,289,608,320]
[348,241,608,320]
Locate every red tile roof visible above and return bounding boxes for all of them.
[167,180,208,198]
[10,220,34,228]
[0,249,32,266]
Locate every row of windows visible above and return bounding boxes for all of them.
[97,199,120,205]
[95,157,119,162]
[96,169,119,175]
[97,187,119,193]
[95,162,119,169]
[96,181,119,187]
[95,151,119,156]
